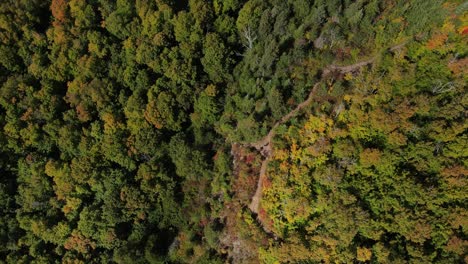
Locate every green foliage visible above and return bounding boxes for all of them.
[0,0,465,263]
[201,33,233,83]
[259,12,467,261]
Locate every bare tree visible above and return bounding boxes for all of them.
[432,80,455,94]
[241,26,257,50]
[333,102,345,119]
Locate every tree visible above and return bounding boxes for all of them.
[201,33,233,83]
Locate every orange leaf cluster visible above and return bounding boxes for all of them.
[51,0,67,24]
[427,33,448,50]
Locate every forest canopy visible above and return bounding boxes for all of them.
[0,0,466,263]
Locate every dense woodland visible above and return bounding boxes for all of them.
[0,0,466,263]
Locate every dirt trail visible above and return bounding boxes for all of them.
[245,57,377,214]
[322,58,375,77]
[247,82,321,213]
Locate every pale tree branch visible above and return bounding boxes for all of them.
[241,26,257,50]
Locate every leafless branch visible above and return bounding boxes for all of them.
[432,80,455,94]
[241,26,257,50]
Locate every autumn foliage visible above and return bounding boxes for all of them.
[0,0,466,263]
